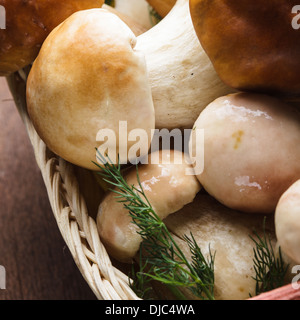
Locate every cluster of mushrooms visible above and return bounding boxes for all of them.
[1,0,300,300]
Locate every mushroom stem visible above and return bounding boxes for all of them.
[136,0,233,129]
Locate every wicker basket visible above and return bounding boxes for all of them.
[6,69,300,301]
[6,69,140,300]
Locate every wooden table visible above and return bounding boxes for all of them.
[0,77,96,300]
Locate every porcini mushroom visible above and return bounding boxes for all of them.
[136,0,233,129]
[189,92,300,213]
[275,180,300,264]
[189,0,300,97]
[0,0,103,76]
[96,150,201,262]
[26,9,155,170]
[164,193,277,300]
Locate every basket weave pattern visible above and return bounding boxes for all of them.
[6,69,140,300]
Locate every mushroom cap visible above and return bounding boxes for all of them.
[189,92,300,213]
[275,180,300,264]
[26,9,155,170]
[164,193,276,300]
[97,150,201,262]
[0,0,103,76]
[189,0,300,97]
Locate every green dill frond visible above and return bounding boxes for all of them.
[183,233,215,298]
[129,248,154,300]
[250,217,289,296]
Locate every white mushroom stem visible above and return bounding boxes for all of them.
[136,0,233,129]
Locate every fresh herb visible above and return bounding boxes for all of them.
[183,234,215,299]
[129,249,154,300]
[250,218,289,296]
[94,152,215,300]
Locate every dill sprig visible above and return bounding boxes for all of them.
[94,152,215,300]
[183,234,215,298]
[129,249,154,300]
[250,218,289,296]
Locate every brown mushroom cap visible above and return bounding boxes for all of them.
[96,150,201,262]
[0,0,103,76]
[26,9,155,170]
[189,92,300,213]
[189,0,300,97]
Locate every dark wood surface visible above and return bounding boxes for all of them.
[0,77,96,300]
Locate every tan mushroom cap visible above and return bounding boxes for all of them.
[0,0,103,76]
[164,193,276,300]
[26,9,155,170]
[189,92,300,213]
[97,150,201,262]
[275,180,300,264]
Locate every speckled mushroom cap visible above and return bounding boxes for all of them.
[0,0,103,76]
[26,9,155,170]
[189,92,300,213]
[97,150,201,262]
